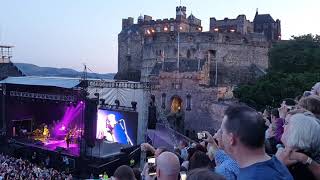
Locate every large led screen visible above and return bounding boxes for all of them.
[96,109,138,145]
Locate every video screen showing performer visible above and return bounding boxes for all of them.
[96,109,138,145]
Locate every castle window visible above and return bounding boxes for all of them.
[161,93,166,109]
[209,36,215,41]
[225,36,230,42]
[170,35,175,41]
[242,37,248,44]
[186,94,192,111]
[208,50,216,58]
[170,26,174,31]
[187,50,191,58]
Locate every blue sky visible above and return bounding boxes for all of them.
[0,0,319,73]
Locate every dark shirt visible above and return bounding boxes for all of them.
[238,156,293,180]
[289,162,315,180]
[274,118,284,143]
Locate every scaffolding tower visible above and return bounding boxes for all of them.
[0,45,14,63]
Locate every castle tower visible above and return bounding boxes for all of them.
[176,6,187,21]
[253,9,281,41]
[138,14,144,24]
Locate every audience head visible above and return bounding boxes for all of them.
[156,152,180,180]
[281,113,320,157]
[155,147,168,158]
[285,108,313,124]
[187,168,225,180]
[298,95,320,118]
[132,168,141,180]
[263,108,271,119]
[189,151,211,170]
[195,144,207,153]
[174,148,181,156]
[187,147,197,161]
[179,140,188,150]
[221,105,266,155]
[303,91,312,97]
[311,82,320,96]
[281,98,296,107]
[270,108,280,122]
[113,165,136,180]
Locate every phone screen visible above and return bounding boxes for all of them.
[147,157,156,164]
[180,172,187,180]
[197,132,206,139]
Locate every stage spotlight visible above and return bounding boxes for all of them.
[131,101,137,111]
[80,101,84,105]
[115,99,120,108]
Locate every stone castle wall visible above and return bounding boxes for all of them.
[140,32,269,83]
[150,71,233,132]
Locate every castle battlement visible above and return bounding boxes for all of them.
[122,6,202,34]
[142,32,269,47]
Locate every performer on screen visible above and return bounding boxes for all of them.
[105,114,117,142]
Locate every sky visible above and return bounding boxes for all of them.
[0,0,319,73]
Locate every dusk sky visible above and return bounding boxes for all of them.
[1,0,319,73]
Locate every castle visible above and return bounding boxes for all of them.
[115,6,281,132]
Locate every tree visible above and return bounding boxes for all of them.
[269,34,320,73]
[234,34,320,110]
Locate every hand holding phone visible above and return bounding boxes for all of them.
[197,132,206,140]
[147,157,155,164]
[148,165,156,176]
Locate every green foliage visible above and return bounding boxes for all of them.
[234,34,320,110]
[269,34,320,73]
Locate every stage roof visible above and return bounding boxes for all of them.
[0,76,81,89]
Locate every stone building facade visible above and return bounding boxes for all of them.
[210,9,281,41]
[115,7,279,132]
[210,15,254,35]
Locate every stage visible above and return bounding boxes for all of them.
[0,77,146,177]
[10,137,80,157]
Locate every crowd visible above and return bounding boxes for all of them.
[1,83,319,180]
[0,154,73,180]
[109,82,320,180]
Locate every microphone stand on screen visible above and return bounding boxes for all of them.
[118,119,133,145]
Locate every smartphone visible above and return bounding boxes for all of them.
[197,132,207,140]
[148,165,157,176]
[147,157,156,164]
[180,171,187,180]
